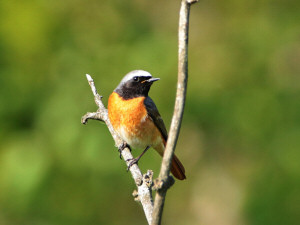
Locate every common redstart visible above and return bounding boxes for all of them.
[108,70,186,180]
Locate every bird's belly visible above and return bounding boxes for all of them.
[117,116,162,149]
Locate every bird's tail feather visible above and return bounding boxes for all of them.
[155,144,186,180]
[170,154,186,180]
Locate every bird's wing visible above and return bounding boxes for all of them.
[144,97,168,142]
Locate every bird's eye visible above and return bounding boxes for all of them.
[133,76,139,82]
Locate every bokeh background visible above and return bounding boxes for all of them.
[0,0,299,224]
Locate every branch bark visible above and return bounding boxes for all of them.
[151,1,198,224]
[81,74,154,224]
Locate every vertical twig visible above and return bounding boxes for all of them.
[151,0,198,224]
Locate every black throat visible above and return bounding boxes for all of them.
[115,85,151,100]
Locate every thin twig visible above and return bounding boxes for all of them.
[151,1,197,224]
[81,74,154,224]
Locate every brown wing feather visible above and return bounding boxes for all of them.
[144,97,168,142]
[144,97,186,180]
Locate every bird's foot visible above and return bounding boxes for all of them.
[118,142,131,159]
[125,146,150,171]
[126,157,139,171]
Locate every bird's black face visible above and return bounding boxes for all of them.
[115,73,160,100]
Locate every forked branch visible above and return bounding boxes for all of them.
[81,0,197,224]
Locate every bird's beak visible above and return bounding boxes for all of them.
[147,77,160,83]
[141,77,160,84]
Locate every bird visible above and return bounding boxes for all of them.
[107,70,186,180]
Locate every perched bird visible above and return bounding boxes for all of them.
[107,70,186,180]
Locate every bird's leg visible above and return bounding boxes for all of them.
[118,141,131,159]
[126,146,150,171]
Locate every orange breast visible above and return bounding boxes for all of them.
[108,92,163,149]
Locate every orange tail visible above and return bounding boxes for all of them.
[170,154,186,180]
[155,142,186,180]
[155,145,186,180]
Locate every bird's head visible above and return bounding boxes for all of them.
[115,70,160,99]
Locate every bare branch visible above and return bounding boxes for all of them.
[151,1,197,224]
[81,112,104,124]
[81,75,154,224]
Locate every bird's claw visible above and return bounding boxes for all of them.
[118,142,131,159]
[126,158,139,171]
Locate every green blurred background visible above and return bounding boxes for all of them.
[0,0,299,224]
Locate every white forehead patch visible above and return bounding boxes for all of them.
[121,70,152,83]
